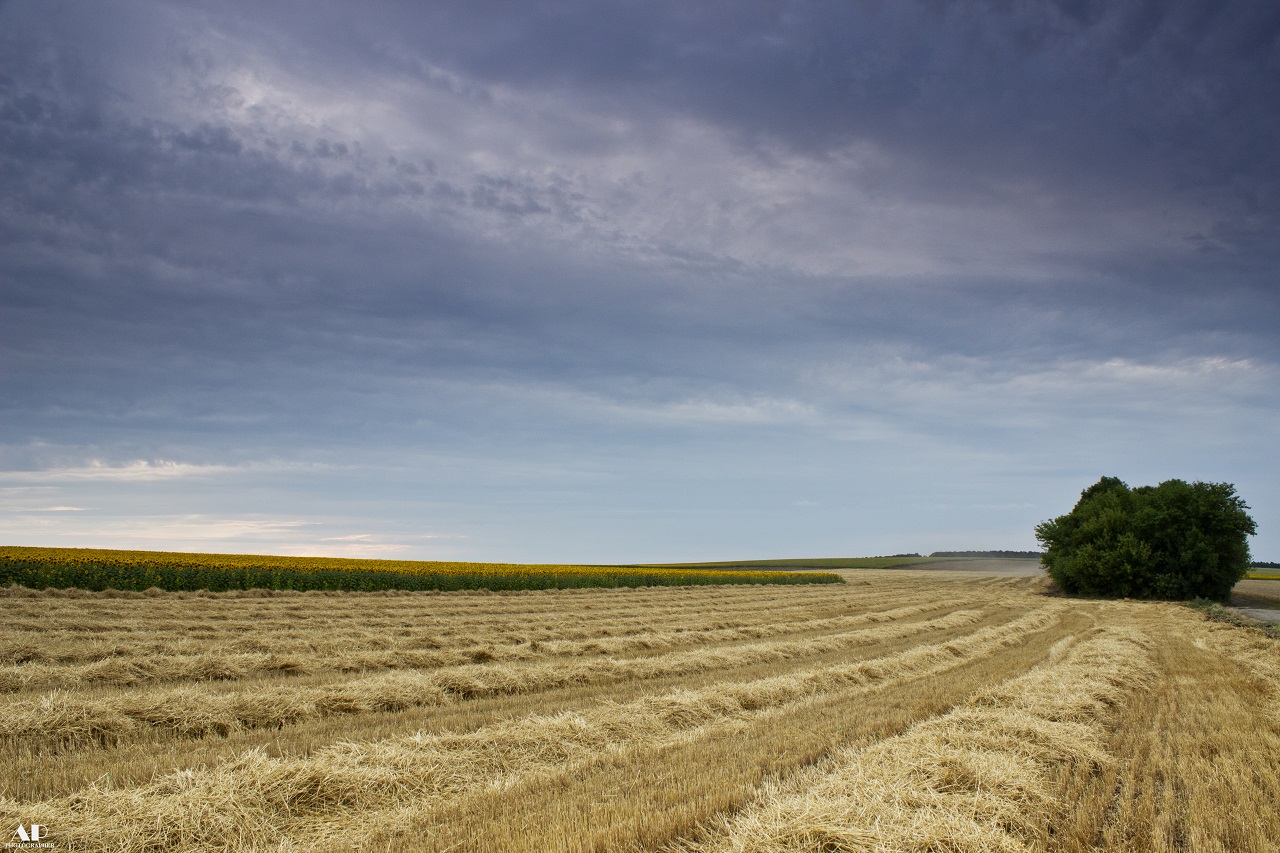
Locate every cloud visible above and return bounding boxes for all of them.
[998,356,1273,410]
[0,512,308,543]
[0,510,465,559]
[0,460,232,482]
[1,460,244,483]
[7,0,1273,297]
[1076,356,1260,385]
[463,380,819,427]
[0,1,1277,561]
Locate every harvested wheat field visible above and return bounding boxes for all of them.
[2,570,1279,852]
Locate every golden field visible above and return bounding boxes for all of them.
[1,569,1278,851]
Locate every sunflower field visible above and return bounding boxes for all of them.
[0,546,843,592]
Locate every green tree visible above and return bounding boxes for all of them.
[1035,476,1256,600]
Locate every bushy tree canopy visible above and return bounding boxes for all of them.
[1035,477,1256,601]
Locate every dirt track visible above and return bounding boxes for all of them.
[903,558,1045,576]
[903,564,1280,623]
[1232,578,1280,607]
[1230,578,1280,622]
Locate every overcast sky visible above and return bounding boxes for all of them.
[2,0,1277,563]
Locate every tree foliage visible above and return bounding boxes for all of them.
[1035,476,1256,600]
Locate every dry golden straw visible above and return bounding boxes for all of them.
[3,571,1278,852]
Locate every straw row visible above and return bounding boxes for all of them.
[0,597,969,692]
[0,585,918,669]
[688,627,1154,853]
[0,604,1066,850]
[0,606,996,747]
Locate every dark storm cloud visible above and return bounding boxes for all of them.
[1,0,1277,559]
[521,3,1274,159]
[122,0,1278,333]
[247,1,1280,207]
[2,0,1276,390]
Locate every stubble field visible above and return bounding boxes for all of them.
[2,569,1279,851]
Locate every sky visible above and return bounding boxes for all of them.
[1,0,1277,563]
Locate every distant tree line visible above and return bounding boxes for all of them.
[1253,561,1280,569]
[928,550,1043,559]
